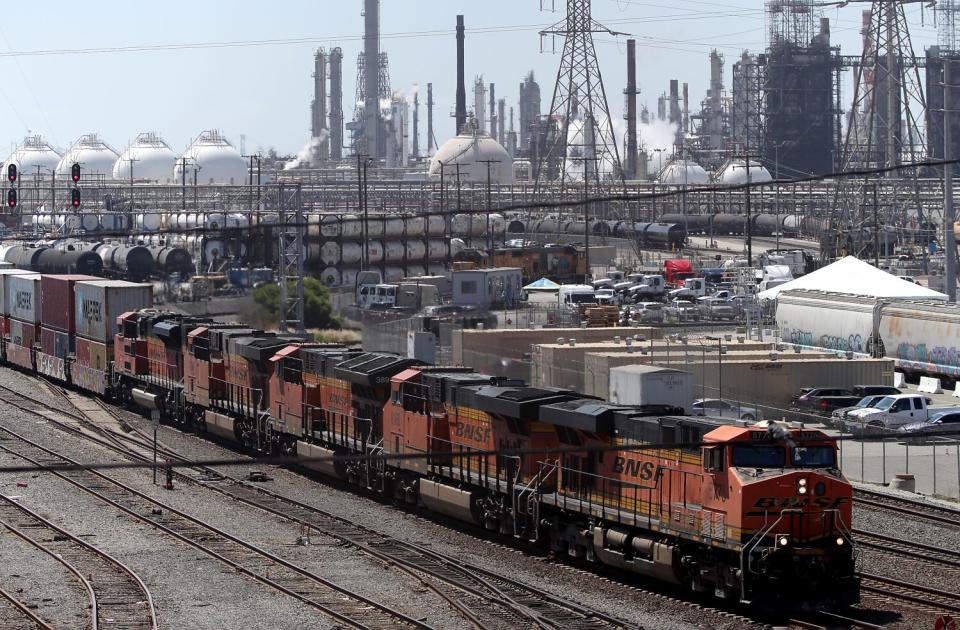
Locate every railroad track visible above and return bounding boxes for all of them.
[853,528,960,569]
[854,488,960,528]
[0,425,431,630]
[0,584,55,630]
[859,571,960,614]
[56,383,636,628]
[0,493,157,630]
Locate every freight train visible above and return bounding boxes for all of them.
[0,270,859,606]
[777,289,960,380]
[505,216,687,250]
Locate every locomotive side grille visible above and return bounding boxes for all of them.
[700,511,712,537]
[713,513,725,539]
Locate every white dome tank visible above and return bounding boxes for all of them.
[658,158,710,185]
[717,159,773,184]
[428,130,514,185]
[174,130,247,184]
[5,135,62,176]
[113,132,177,183]
[56,133,120,177]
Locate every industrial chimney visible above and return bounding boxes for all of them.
[456,15,467,135]
[625,39,637,180]
[364,0,380,158]
[329,47,344,160]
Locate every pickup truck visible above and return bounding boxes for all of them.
[828,395,887,428]
[843,394,944,434]
[792,385,901,418]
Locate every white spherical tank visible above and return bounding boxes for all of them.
[405,241,426,260]
[341,243,362,264]
[174,130,247,184]
[658,159,710,185]
[56,133,120,177]
[384,241,405,262]
[5,135,62,176]
[717,159,773,184]
[113,132,176,183]
[428,131,514,185]
[321,267,341,286]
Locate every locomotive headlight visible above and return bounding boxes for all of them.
[778,535,789,547]
[836,537,845,546]
[797,478,808,495]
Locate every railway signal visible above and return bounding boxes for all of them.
[71,188,81,208]
[7,164,16,182]
[71,162,81,183]
[6,188,15,208]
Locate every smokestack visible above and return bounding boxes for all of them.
[497,98,506,145]
[412,90,420,158]
[625,39,637,180]
[669,80,680,125]
[312,49,329,163]
[364,0,380,158]
[427,82,436,153]
[489,83,496,138]
[456,15,467,135]
[682,82,689,133]
[329,47,343,161]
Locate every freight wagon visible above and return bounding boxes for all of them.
[777,289,960,379]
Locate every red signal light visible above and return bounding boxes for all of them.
[71,162,81,183]
[6,188,16,208]
[71,188,81,208]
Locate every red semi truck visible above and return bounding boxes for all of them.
[663,259,694,287]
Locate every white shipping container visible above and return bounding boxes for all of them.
[7,275,42,323]
[0,270,37,317]
[608,365,694,413]
[75,280,153,341]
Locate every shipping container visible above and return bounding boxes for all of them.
[9,318,39,349]
[75,336,110,370]
[74,280,152,342]
[41,274,98,332]
[608,365,694,413]
[40,326,73,359]
[0,268,35,317]
[4,274,41,321]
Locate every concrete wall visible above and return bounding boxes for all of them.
[454,326,659,382]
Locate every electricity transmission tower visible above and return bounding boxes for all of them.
[534,0,625,188]
[278,184,305,334]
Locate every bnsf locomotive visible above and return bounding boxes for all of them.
[1,273,859,605]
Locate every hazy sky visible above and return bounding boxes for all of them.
[0,1,942,158]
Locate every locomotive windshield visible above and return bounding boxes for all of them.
[791,445,836,468]
[731,445,785,468]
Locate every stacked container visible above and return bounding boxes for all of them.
[73,279,153,393]
[4,274,41,370]
[37,275,98,381]
[0,268,35,336]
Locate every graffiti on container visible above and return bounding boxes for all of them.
[790,329,862,352]
[897,342,960,368]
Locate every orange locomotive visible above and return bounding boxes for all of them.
[107,313,857,606]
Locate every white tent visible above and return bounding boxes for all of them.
[757,256,947,301]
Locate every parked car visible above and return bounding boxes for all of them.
[696,297,737,321]
[631,302,665,324]
[791,387,861,417]
[898,409,960,443]
[692,398,763,422]
[666,299,701,322]
[851,385,901,398]
[594,288,616,305]
[843,394,944,434]
[829,395,887,428]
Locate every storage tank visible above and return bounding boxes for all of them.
[203,240,226,264]
[426,215,445,236]
[384,241,406,262]
[320,242,341,266]
[717,159,773,184]
[203,213,226,230]
[5,245,47,271]
[113,132,177,183]
[384,217,405,237]
[225,213,249,229]
[320,267,341,286]
[341,215,363,238]
[341,269,358,288]
[658,158,710,185]
[405,241,426,260]
[151,247,192,276]
[428,240,448,260]
[80,214,100,232]
[367,241,384,263]
[173,130,246,184]
[111,245,154,279]
[404,216,426,237]
[452,214,472,236]
[320,215,342,238]
[100,214,126,232]
[306,242,320,263]
[135,213,163,232]
[56,133,120,177]
[384,266,405,282]
[4,135,62,176]
[365,218,384,238]
[341,242,362,264]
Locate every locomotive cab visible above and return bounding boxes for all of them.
[702,424,858,604]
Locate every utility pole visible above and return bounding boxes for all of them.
[873,182,880,267]
[479,160,498,256]
[946,60,957,302]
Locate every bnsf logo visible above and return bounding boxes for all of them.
[15,291,31,311]
[455,421,491,443]
[82,299,102,322]
[613,457,656,481]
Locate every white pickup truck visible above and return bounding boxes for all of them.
[843,394,950,432]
